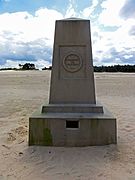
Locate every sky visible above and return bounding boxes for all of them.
[0,0,135,69]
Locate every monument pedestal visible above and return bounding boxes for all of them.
[29,18,117,146]
[29,104,116,146]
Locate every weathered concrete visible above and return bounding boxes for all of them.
[42,103,103,113]
[49,18,96,104]
[29,107,117,146]
[29,18,117,146]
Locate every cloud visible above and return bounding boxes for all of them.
[98,0,126,26]
[90,0,135,65]
[0,60,19,69]
[0,9,63,43]
[120,0,135,19]
[0,8,63,68]
[65,0,77,17]
[0,59,50,69]
[81,0,98,18]
[129,25,135,35]
[0,1,135,68]
[0,37,52,60]
[91,15,135,65]
[93,46,135,66]
[65,0,99,19]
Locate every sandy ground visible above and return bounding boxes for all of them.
[0,70,135,180]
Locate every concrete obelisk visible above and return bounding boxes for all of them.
[29,18,117,146]
[49,18,96,104]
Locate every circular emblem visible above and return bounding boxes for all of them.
[63,53,82,73]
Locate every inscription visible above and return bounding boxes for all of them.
[63,53,82,72]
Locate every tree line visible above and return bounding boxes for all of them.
[94,65,135,72]
[42,64,135,72]
[0,63,36,71]
[1,63,135,72]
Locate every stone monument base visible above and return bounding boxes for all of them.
[29,103,117,146]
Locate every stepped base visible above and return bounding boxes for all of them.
[29,104,117,146]
[42,103,103,113]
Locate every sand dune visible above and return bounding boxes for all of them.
[0,71,135,180]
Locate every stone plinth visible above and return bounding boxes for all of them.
[29,18,117,146]
[29,108,116,146]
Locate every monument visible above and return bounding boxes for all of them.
[29,18,117,146]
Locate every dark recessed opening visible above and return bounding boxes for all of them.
[66,120,79,129]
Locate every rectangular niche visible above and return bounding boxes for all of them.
[66,120,79,129]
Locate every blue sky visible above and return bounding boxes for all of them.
[0,0,135,69]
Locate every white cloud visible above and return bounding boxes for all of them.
[0,1,135,68]
[90,0,135,65]
[98,0,126,26]
[120,0,135,20]
[0,60,19,69]
[35,59,51,69]
[0,8,63,43]
[124,54,133,59]
[81,0,98,18]
[65,0,76,18]
[91,17,135,65]
[34,8,63,42]
[0,59,51,69]
[0,8,63,67]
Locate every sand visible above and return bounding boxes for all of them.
[0,70,135,180]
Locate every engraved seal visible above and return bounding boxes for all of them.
[63,53,82,72]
